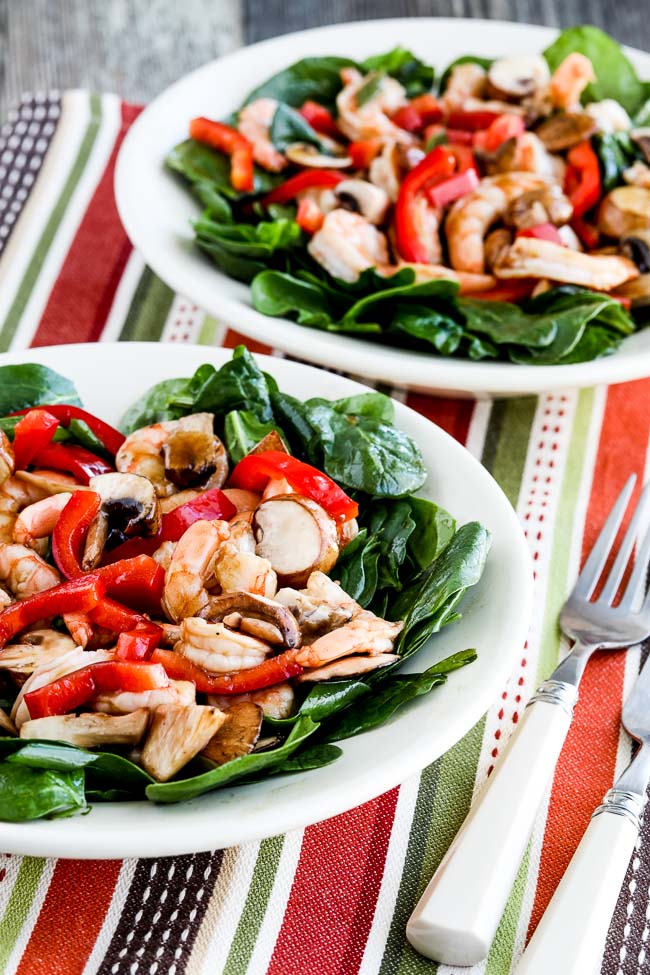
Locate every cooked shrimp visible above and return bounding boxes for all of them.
[369,141,401,202]
[0,585,12,611]
[0,628,77,676]
[93,680,195,716]
[296,652,399,681]
[0,543,61,600]
[0,431,14,487]
[214,545,277,598]
[162,519,230,622]
[62,612,94,648]
[308,209,389,283]
[549,53,595,110]
[446,173,551,273]
[489,133,565,182]
[13,492,72,549]
[336,69,410,144]
[494,236,639,289]
[0,477,49,544]
[409,197,443,264]
[396,262,497,293]
[295,611,403,667]
[275,570,359,637]
[441,62,487,110]
[207,682,295,719]
[237,98,288,173]
[177,616,272,673]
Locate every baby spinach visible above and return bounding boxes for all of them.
[6,741,154,792]
[182,347,275,422]
[224,410,289,464]
[167,139,282,199]
[0,363,81,415]
[0,763,87,821]
[407,497,457,569]
[279,743,343,773]
[251,271,337,329]
[195,216,302,284]
[334,530,382,606]
[594,132,639,192]
[270,103,327,152]
[120,377,190,434]
[390,304,464,356]
[361,47,434,98]
[243,56,357,109]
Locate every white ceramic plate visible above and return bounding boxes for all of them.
[115,18,650,398]
[1,343,532,858]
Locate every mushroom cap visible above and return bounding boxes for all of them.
[200,591,302,649]
[162,413,229,490]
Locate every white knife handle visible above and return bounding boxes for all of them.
[406,682,577,966]
[516,796,641,975]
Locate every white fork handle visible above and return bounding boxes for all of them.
[516,807,638,974]
[406,685,577,966]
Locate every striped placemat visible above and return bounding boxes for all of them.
[0,89,648,975]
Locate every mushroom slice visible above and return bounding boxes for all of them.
[83,472,160,569]
[200,592,301,648]
[0,629,77,677]
[275,570,359,638]
[296,653,399,682]
[20,709,149,747]
[621,233,650,273]
[484,228,513,271]
[494,237,639,290]
[285,143,352,169]
[487,55,550,102]
[248,430,288,456]
[141,704,226,782]
[201,701,263,766]
[535,112,597,152]
[504,184,573,229]
[334,179,390,225]
[614,272,650,309]
[222,488,261,514]
[253,495,339,589]
[159,489,201,514]
[162,413,228,489]
[15,470,87,494]
[598,186,650,239]
[0,707,16,736]
[631,128,650,166]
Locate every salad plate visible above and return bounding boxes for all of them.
[115,18,650,397]
[0,342,531,858]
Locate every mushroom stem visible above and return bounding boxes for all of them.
[200,592,301,649]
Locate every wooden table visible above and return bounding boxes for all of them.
[0,0,647,120]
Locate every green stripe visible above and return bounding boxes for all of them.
[197,315,220,346]
[117,267,175,342]
[482,399,537,508]
[221,836,284,975]
[0,93,103,351]
[0,857,47,973]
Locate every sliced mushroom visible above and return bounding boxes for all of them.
[535,112,597,152]
[624,161,650,190]
[285,143,352,169]
[253,495,339,588]
[201,701,262,765]
[159,489,201,514]
[141,704,226,782]
[334,179,390,225]
[83,472,160,569]
[631,128,650,166]
[275,571,359,639]
[221,488,262,513]
[20,709,149,747]
[248,430,288,456]
[621,232,650,272]
[484,228,514,271]
[296,652,400,682]
[199,592,301,649]
[0,707,16,736]
[15,470,88,494]
[0,628,77,677]
[598,186,650,239]
[223,611,284,644]
[487,55,550,102]
[162,413,228,489]
[614,272,650,308]
[505,184,573,229]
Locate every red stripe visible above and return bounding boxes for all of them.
[30,102,142,348]
[15,860,121,975]
[222,329,273,355]
[528,378,650,937]
[405,392,474,445]
[268,789,399,975]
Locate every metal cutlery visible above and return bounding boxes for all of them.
[406,475,650,966]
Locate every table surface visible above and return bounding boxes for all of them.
[0,0,648,120]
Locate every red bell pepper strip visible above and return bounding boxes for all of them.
[570,216,600,250]
[409,94,444,126]
[160,489,236,542]
[426,169,479,209]
[32,443,113,483]
[565,141,601,218]
[151,647,303,694]
[263,170,345,205]
[449,145,479,175]
[189,117,254,193]
[348,139,381,170]
[89,596,153,634]
[516,223,565,245]
[12,409,60,470]
[296,197,324,234]
[116,622,163,661]
[11,405,125,455]
[52,490,102,578]
[0,574,105,648]
[473,114,525,153]
[394,145,456,262]
[229,451,358,523]
[24,660,169,719]
[94,556,165,615]
[445,128,475,146]
[467,279,537,303]
[298,100,340,138]
[447,109,502,131]
[391,104,425,133]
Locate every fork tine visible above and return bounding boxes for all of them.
[600,481,650,604]
[572,474,636,600]
[619,516,650,611]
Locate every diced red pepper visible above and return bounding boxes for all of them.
[52,490,102,578]
[565,141,601,218]
[298,101,340,138]
[24,660,169,719]
[189,117,254,193]
[229,450,358,523]
[447,109,502,131]
[516,223,565,245]
[296,197,325,234]
[89,596,153,634]
[160,489,236,542]
[570,216,600,250]
[0,574,105,648]
[151,647,303,694]
[473,114,525,153]
[409,94,444,126]
[94,556,165,615]
[32,443,113,483]
[116,622,163,661]
[392,104,425,133]
[394,145,456,263]
[263,170,345,205]
[448,145,479,175]
[468,279,537,302]
[426,169,479,209]
[446,128,475,146]
[348,139,381,170]
[12,410,60,470]
[11,405,125,455]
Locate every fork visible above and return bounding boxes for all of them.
[406,475,650,966]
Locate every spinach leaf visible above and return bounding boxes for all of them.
[0,763,86,821]
[181,347,275,422]
[361,47,434,98]
[265,679,370,729]
[356,73,384,107]
[243,56,357,109]
[340,278,459,331]
[270,390,318,456]
[195,219,302,284]
[270,103,327,152]
[543,26,644,115]
[119,377,190,433]
[167,139,282,199]
[224,410,289,464]
[594,132,638,192]
[251,271,337,329]
[6,741,153,792]
[329,392,394,423]
[635,98,650,127]
[458,299,557,348]
[390,303,464,356]
[438,55,493,94]
[554,323,624,363]
[407,497,457,569]
[334,529,382,606]
[146,716,319,803]
[0,364,81,415]
[279,743,343,772]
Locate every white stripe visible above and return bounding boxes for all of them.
[2,856,57,973]
[160,294,206,345]
[465,400,491,460]
[82,859,138,975]
[99,250,146,342]
[10,92,122,350]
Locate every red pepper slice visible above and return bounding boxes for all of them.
[24,660,169,719]
[189,117,254,193]
[348,139,381,170]
[116,622,163,661]
[447,109,502,131]
[467,279,537,303]
[52,490,102,578]
[95,556,165,615]
[427,169,479,209]
[394,145,456,263]
[473,114,526,153]
[12,409,60,470]
[0,574,105,648]
[565,141,601,218]
[516,223,565,245]
[32,443,113,483]
[160,489,236,542]
[409,94,444,126]
[263,170,345,205]
[446,128,475,146]
[298,101,340,138]
[89,596,153,634]
[449,145,479,175]
[151,647,303,694]
[296,197,324,234]
[391,104,425,133]
[11,405,124,455]
[570,216,600,250]
[229,451,358,523]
